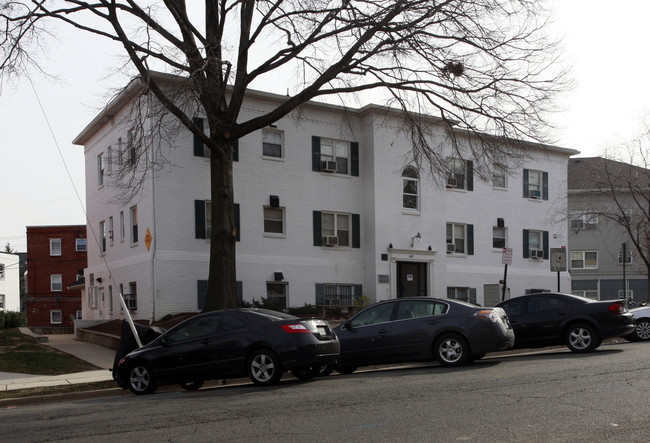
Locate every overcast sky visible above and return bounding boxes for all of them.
[2,0,649,253]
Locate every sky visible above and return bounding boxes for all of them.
[2,0,650,253]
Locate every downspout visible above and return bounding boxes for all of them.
[149,92,157,323]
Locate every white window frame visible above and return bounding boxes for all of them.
[618,289,633,300]
[50,310,63,324]
[447,157,467,190]
[262,128,284,159]
[320,138,351,175]
[447,287,469,302]
[263,206,285,236]
[321,212,351,247]
[402,167,420,211]
[51,274,62,292]
[50,238,62,256]
[618,249,633,265]
[130,206,138,244]
[97,153,104,187]
[446,223,467,254]
[527,169,543,198]
[570,250,598,269]
[493,227,507,249]
[528,230,543,259]
[492,164,507,189]
[75,238,87,252]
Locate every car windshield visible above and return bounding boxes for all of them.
[244,308,298,321]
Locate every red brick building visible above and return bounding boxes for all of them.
[26,225,87,328]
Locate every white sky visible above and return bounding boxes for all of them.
[1,0,649,253]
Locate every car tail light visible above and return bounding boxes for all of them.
[474,310,499,322]
[280,324,311,333]
[608,302,625,315]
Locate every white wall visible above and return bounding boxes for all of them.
[0,252,21,311]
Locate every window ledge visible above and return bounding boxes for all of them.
[446,253,468,258]
[527,197,544,202]
[263,233,286,239]
[402,209,421,216]
[492,186,508,191]
[261,155,285,162]
[445,187,468,193]
[320,171,352,178]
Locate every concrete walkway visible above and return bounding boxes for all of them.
[1,332,115,392]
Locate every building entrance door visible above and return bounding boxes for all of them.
[397,262,427,297]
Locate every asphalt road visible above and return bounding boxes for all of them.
[1,342,650,442]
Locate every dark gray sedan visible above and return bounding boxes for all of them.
[333,297,514,374]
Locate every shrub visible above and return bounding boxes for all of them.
[0,311,28,328]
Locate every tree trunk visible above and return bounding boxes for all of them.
[202,138,237,311]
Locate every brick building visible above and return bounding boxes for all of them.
[26,225,87,327]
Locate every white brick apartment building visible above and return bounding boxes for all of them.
[74,76,578,322]
[0,251,20,312]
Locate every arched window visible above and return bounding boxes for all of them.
[402,167,419,210]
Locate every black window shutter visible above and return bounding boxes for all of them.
[193,117,204,157]
[522,169,529,198]
[467,224,474,255]
[466,160,473,191]
[523,229,529,258]
[233,139,239,162]
[351,142,359,177]
[197,280,208,310]
[236,281,243,307]
[542,172,549,200]
[313,211,322,246]
[543,231,549,259]
[315,283,325,305]
[195,200,206,239]
[312,136,321,171]
[352,213,361,248]
[469,288,477,305]
[354,284,363,303]
[234,203,240,242]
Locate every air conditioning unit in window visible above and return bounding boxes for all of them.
[530,249,544,259]
[447,243,455,253]
[446,178,457,188]
[322,236,339,246]
[321,160,337,173]
[570,219,584,230]
[529,190,541,199]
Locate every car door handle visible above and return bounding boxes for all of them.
[377,329,389,334]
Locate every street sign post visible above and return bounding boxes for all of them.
[501,248,512,301]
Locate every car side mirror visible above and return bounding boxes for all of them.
[343,321,355,332]
[159,335,170,346]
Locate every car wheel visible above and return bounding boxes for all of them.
[291,366,319,381]
[128,362,157,395]
[434,333,469,367]
[179,380,204,391]
[565,324,598,353]
[247,349,283,386]
[335,365,358,375]
[633,318,650,341]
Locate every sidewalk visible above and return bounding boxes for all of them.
[1,331,115,393]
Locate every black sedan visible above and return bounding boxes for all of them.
[115,309,340,395]
[333,297,514,373]
[496,293,635,353]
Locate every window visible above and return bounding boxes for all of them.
[0,294,5,309]
[570,251,598,269]
[618,249,633,265]
[446,223,474,255]
[523,169,548,200]
[97,153,104,186]
[117,137,123,166]
[397,299,448,320]
[125,282,137,310]
[323,284,353,308]
[402,167,419,210]
[528,296,565,313]
[321,138,350,174]
[492,164,507,188]
[447,287,476,304]
[264,207,285,235]
[0,264,4,279]
[573,290,598,300]
[570,212,598,230]
[75,238,87,252]
[618,289,633,300]
[262,129,283,158]
[107,146,112,175]
[349,302,393,328]
[130,206,138,244]
[196,200,240,241]
[493,227,506,249]
[524,229,548,259]
[322,212,351,247]
[266,282,288,310]
[127,128,137,166]
[119,211,125,241]
[193,117,239,160]
[109,216,114,246]
[446,158,473,191]
[88,287,98,309]
[499,298,525,316]
[51,274,62,292]
[50,310,62,324]
[99,221,106,253]
[50,238,62,256]
[108,285,114,312]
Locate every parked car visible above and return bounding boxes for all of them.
[333,297,514,373]
[496,293,635,353]
[114,308,340,395]
[624,305,650,341]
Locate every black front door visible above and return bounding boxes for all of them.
[397,262,427,297]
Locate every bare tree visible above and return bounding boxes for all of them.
[569,135,650,303]
[1,0,568,310]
